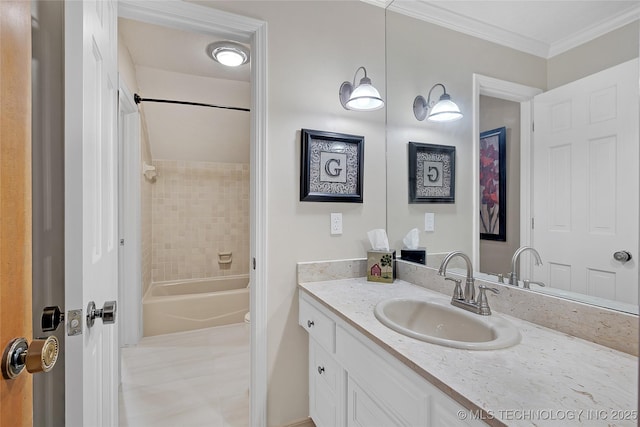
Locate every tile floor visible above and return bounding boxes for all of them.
[119,323,250,427]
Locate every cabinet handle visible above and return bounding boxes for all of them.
[317,366,325,374]
[307,320,314,328]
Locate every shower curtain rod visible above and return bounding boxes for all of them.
[134,94,250,112]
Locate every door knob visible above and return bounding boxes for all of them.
[613,251,632,263]
[86,300,117,328]
[2,336,59,380]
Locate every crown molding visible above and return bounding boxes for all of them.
[548,5,640,58]
[387,1,549,58]
[360,0,394,8]
[383,0,640,59]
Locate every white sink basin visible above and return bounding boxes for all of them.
[374,297,521,350]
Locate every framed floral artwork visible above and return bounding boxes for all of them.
[300,129,364,203]
[408,142,456,203]
[479,127,506,241]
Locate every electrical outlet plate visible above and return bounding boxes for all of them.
[330,213,343,235]
[425,212,435,232]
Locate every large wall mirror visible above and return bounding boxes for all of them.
[384,1,639,314]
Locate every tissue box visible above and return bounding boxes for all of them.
[401,247,426,265]
[367,250,396,283]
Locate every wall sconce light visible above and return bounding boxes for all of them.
[339,66,384,111]
[413,83,463,122]
[206,41,250,67]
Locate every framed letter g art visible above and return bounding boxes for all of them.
[300,129,364,203]
[408,142,456,203]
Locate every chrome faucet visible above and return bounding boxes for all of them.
[438,251,500,316]
[438,251,475,302]
[508,246,543,286]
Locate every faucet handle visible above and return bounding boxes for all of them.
[478,285,500,294]
[444,277,463,300]
[477,285,499,315]
[488,272,505,283]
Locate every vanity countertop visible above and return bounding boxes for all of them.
[299,278,638,427]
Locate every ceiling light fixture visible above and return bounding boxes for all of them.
[413,83,463,122]
[339,66,384,111]
[206,41,250,67]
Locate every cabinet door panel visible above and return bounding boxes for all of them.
[337,325,426,425]
[348,378,399,427]
[310,339,344,427]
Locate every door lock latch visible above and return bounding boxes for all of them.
[42,306,64,332]
[42,306,83,336]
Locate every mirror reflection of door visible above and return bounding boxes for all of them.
[479,98,521,276]
[532,59,639,306]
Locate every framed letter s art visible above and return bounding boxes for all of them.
[300,129,364,203]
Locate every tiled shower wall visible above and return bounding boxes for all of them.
[151,160,250,282]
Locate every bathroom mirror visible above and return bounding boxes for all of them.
[384,1,639,314]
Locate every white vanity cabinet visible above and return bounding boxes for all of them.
[299,291,486,427]
[299,295,345,427]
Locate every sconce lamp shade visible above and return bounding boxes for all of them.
[340,67,384,111]
[428,94,463,122]
[206,41,250,67]
[413,84,463,122]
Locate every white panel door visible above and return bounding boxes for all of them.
[532,59,638,304]
[64,0,119,425]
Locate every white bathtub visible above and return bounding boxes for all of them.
[143,274,249,337]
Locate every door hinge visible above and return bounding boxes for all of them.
[252,257,256,270]
[66,309,83,336]
[531,218,535,229]
[120,238,125,246]
[532,122,535,132]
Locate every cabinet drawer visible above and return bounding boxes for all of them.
[299,295,336,352]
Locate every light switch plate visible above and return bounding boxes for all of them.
[425,212,435,232]
[330,213,343,235]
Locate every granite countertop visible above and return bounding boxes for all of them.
[299,278,638,427]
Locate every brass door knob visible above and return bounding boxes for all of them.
[2,336,59,380]
[25,336,59,374]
